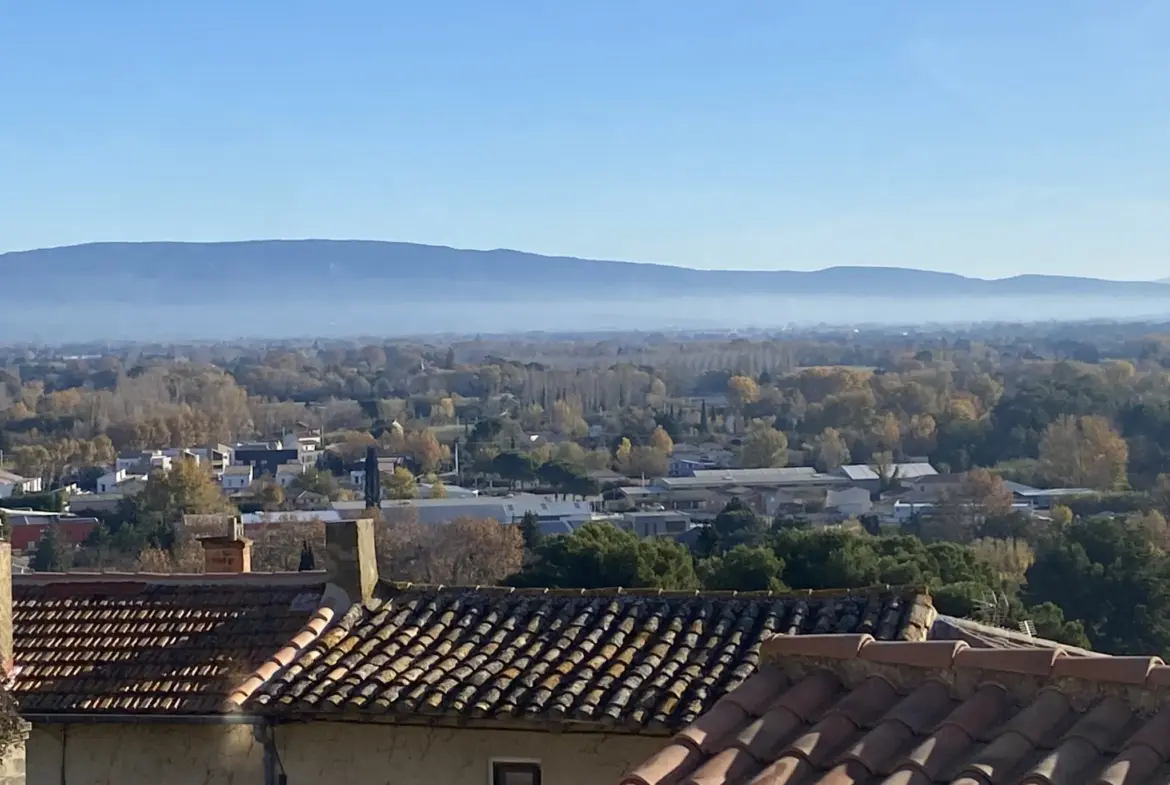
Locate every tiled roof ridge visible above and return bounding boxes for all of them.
[224,584,351,710]
[15,570,328,587]
[764,633,1164,698]
[620,635,1170,785]
[375,580,930,602]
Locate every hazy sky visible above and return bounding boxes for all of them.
[2,1,1169,279]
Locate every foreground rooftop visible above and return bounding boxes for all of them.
[622,633,1170,785]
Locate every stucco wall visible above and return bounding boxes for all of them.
[277,722,662,785]
[26,720,660,785]
[26,723,264,785]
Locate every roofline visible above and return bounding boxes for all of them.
[225,582,352,710]
[372,581,929,602]
[760,632,1169,703]
[14,570,328,587]
[23,713,268,725]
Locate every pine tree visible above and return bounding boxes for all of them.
[298,540,316,571]
[31,523,70,572]
[518,511,543,550]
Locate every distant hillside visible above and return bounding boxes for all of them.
[5,240,1170,342]
[2,240,1168,301]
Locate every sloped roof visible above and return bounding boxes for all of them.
[247,583,934,730]
[13,572,332,715]
[621,634,1168,785]
[838,463,940,482]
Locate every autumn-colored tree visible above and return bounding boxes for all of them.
[920,468,1014,543]
[970,537,1034,590]
[945,397,979,422]
[614,437,632,467]
[384,466,417,500]
[1104,360,1136,386]
[426,517,524,585]
[404,429,445,473]
[253,479,286,510]
[904,414,937,455]
[650,425,674,455]
[375,515,522,585]
[727,375,760,414]
[1133,509,1170,552]
[1049,504,1073,528]
[740,424,789,469]
[251,519,327,572]
[961,468,1015,517]
[331,431,377,463]
[869,412,902,453]
[621,446,669,478]
[142,530,204,573]
[10,444,50,479]
[1039,415,1129,490]
[810,427,850,471]
[432,397,456,423]
[138,458,236,524]
[551,399,589,438]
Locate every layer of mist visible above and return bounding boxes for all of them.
[4,294,1169,344]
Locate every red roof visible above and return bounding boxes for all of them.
[622,634,1166,785]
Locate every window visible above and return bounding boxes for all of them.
[491,760,541,785]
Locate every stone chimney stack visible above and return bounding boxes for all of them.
[199,517,252,574]
[323,518,378,604]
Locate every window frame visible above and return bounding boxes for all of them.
[489,758,542,785]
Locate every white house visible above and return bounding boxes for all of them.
[96,469,126,494]
[825,487,874,517]
[275,462,308,488]
[0,469,42,499]
[221,465,254,491]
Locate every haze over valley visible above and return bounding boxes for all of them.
[4,240,1170,342]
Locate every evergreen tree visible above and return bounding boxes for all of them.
[518,511,543,550]
[31,523,70,572]
[298,540,316,571]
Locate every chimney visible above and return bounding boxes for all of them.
[324,518,378,604]
[199,517,252,574]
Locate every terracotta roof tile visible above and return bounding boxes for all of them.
[619,635,1170,785]
[13,572,327,715]
[249,582,930,729]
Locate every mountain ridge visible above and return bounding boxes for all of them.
[1,239,1164,299]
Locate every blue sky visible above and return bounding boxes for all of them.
[2,1,1168,279]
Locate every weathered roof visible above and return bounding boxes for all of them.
[621,634,1167,785]
[247,583,934,730]
[658,469,847,491]
[334,493,593,524]
[13,572,330,715]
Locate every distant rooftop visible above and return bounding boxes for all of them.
[837,462,938,482]
[656,467,847,490]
